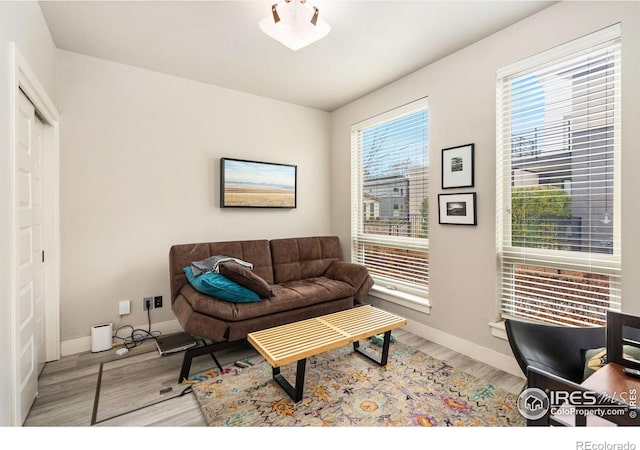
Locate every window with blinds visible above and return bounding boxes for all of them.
[496,25,621,327]
[351,98,429,299]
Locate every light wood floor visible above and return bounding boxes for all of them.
[24,328,525,427]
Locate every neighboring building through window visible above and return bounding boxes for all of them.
[351,98,429,299]
[496,25,621,327]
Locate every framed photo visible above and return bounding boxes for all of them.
[438,193,477,225]
[220,157,297,208]
[442,143,474,189]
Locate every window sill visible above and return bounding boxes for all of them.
[489,320,508,341]
[369,285,431,314]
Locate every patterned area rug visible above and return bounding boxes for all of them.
[191,342,525,426]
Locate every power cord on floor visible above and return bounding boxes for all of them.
[112,306,161,350]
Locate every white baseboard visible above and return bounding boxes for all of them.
[60,318,182,356]
[60,315,524,380]
[404,319,524,379]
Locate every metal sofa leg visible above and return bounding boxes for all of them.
[178,340,240,383]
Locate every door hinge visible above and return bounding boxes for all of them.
[42,250,45,263]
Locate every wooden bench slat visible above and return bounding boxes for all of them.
[249,318,324,337]
[337,318,404,334]
[268,330,346,357]
[250,321,334,344]
[256,329,344,356]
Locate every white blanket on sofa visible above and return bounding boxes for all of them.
[190,255,254,276]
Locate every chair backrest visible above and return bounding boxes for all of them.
[505,318,605,383]
[526,366,640,426]
[606,310,640,370]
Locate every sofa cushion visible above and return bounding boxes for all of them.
[270,236,342,283]
[219,261,274,298]
[183,266,261,303]
[180,276,355,322]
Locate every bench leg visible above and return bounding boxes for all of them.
[272,358,307,403]
[353,330,392,366]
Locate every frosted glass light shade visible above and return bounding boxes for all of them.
[259,0,331,51]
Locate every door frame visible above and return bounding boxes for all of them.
[9,43,60,425]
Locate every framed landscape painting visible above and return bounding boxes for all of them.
[220,157,297,208]
[438,192,477,225]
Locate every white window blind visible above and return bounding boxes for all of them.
[496,25,621,327]
[351,98,429,298]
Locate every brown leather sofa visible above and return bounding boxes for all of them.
[169,235,374,381]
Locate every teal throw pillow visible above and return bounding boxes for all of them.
[183,266,261,303]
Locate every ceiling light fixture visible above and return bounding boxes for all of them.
[259,0,331,51]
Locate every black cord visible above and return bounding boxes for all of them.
[113,307,160,349]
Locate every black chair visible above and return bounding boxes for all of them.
[505,318,605,384]
[606,310,640,370]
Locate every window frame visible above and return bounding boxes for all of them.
[350,98,430,307]
[496,24,622,327]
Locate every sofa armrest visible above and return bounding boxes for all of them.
[325,261,374,305]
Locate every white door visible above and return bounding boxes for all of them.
[33,110,46,378]
[16,90,46,424]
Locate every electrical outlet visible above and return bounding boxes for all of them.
[143,297,153,310]
[154,296,163,308]
[119,300,131,315]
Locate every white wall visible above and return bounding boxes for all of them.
[0,0,58,427]
[330,1,640,363]
[56,50,332,347]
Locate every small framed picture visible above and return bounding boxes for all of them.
[442,143,474,189]
[438,193,477,225]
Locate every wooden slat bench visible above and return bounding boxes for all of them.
[247,305,406,402]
